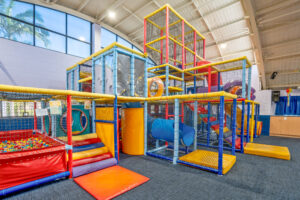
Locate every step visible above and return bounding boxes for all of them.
[244,143,290,160]
[73,142,104,153]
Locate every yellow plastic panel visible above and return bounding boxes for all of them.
[121,108,144,155]
[179,150,236,174]
[96,107,115,157]
[244,143,291,160]
[73,147,108,160]
[58,133,97,142]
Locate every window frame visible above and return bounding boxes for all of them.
[0,0,92,58]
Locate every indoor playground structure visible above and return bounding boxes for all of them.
[0,3,291,199]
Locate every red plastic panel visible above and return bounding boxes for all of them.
[73,152,112,167]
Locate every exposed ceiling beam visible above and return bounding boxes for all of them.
[241,0,266,89]
[77,0,90,12]
[268,83,300,89]
[258,8,300,25]
[121,5,144,24]
[114,1,153,28]
[96,0,127,22]
[256,0,299,16]
[260,18,300,33]
[191,0,223,59]
[203,0,240,17]
[265,51,300,61]
[266,70,300,76]
[262,38,300,50]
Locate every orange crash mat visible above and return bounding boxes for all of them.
[74,165,149,200]
[179,150,236,174]
[244,143,290,160]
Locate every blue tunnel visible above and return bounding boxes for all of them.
[151,118,195,146]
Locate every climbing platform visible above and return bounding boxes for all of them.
[179,150,236,174]
[244,143,290,160]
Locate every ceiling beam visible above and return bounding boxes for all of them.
[260,18,300,33]
[262,38,300,50]
[256,0,299,16]
[266,70,300,76]
[121,5,144,24]
[206,32,251,47]
[96,0,127,22]
[114,1,152,28]
[265,51,300,61]
[268,83,300,89]
[241,0,267,89]
[258,8,300,25]
[77,0,90,12]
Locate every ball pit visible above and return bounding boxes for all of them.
[0,137,50,153]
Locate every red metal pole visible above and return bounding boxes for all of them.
[165,6,169,64]
[165,104,168,119]
[33,102,37,131]
[160,29,163,64]
[144,19,147,54]
[67,95,73,178]
[181,20,185,69]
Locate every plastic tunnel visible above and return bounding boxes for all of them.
[151,118,195,146]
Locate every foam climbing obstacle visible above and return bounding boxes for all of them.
[244,143,290,160]
[74,166,149,200]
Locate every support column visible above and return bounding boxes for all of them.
[67,95,73,178]
[193,100,198,151]
[232,99,237,155]
[173,98,179,164]
[218,96,224,175]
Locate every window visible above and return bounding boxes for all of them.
[117,36,132,49]
[67,15,90,42]
[0,0,91,57]
[101,27,116,48]
[133,46,143,53]
[0,15,33,45]
[0,0,33,23]
[35,6,65,34]
[67,37,90,58]
[35,27,65,53]
[0,101,41,117]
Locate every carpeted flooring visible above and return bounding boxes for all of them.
[5,136,300,200]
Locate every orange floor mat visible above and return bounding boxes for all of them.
[74,165,149,200]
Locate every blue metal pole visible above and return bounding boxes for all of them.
[173,98,179,164]
[207,102,211,146]
[114,95,118,162]
[71,69,74,90]
[113,48,118,95]
[166,65,169,96]
[232,99,237,155]
[102,55,105,93]
[77,65,80,91]
[92,58,95,93]
[254,104,258,138]
[144,58,148,155]
[246,102,250,143]
[130,55,134,96]
[66,72,69,90]
[240,101,245,153]
[193,100,198,151]
[242,59,246,98]
[247,66,252,100]
[218,96,224,175]
[193,76,196,94]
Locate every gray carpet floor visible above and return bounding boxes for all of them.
[5,136,300,200]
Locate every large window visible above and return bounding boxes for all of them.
[0,0,91,57]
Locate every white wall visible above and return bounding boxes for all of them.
[0,38,82,90]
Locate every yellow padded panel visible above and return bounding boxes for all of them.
[179,150,236,174]
[96,107,115,157]
[214,127,229,134]
[73,147,108,160]
[58,133,98,142]
[244,143,290,160]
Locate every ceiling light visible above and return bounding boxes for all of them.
[108,11,116,19]
[220,43,227,49]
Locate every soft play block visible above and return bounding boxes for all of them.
[179,150,236,174]
[74,166,149,200]
[244,143,290,160]
[58,133,98,142]
[73,147,108,160]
